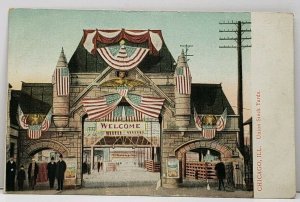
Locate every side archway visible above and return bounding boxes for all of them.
[174,139,233,160]
[24,139,70,157]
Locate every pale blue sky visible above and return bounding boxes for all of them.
[8,9,251,118]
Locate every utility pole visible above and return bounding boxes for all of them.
[219,21,251,154]
[180,44,194,61]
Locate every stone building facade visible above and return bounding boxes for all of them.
[9,29,245,189]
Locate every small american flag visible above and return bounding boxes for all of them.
[54,67,69,96]
[41,109,52,131]
[194,108,202,131]
[82,93,123,120]
[175,65,191,95]
[216,108,227,131]
[18,105,28,129]
[125,94,165,118]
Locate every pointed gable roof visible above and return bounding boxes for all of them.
[68,29,176,74]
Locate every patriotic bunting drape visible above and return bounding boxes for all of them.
[97,44,149,71]
[82,29,163,55]
[54,67,70,96]
[82,89,164,121]
[175,64,192,95]
[194,108,227,139]
[18,106,52,139]
[125,94,164,118]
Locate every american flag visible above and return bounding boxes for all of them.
[175,65,191,95]
[194,108,202,131]
[18,105,28,129]
[54,67,69,96]
[216,108,227,131]
[125,94,165,118]
[41,109,52,131]
[82,93,123,120]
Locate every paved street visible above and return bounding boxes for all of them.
[7,166,253,198]
[83,165,160,187]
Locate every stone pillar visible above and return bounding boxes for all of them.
[53,48,70,128]
[174,51,191,128]
[175,90,191,127]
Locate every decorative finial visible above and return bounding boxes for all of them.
[61,47,64,53]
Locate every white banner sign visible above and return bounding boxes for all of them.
[97,122,145,132]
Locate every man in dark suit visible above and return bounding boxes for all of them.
[56,154,67,191]
[47,157,57,189]
[6,157,16,191]
[215,159,226,191]
[28,159,39,190]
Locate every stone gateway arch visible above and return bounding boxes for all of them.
[8,29,245,189]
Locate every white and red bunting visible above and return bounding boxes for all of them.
[82,29,163,55]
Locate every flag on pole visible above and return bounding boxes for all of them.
[54,67,70,96]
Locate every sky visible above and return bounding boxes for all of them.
[7,9,251,120]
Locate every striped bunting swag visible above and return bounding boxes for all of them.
[175,64,191,95]
[216,108,227,131]
[125,94,165,118]
[82,93,123,121]
[18,105,28,129]
[82,87,164,120]
[97,45,149,71]
[54,67,70,96]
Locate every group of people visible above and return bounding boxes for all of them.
[6,154,67,191]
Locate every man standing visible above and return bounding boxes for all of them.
[56,154,66,191]
[215,159,226,191]
[17,165,26,191]
[28,159,39,190]
[6,157,16,191]
[47,157,57,189]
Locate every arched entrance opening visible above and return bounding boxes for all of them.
[81,103,162,188]
[175,140,234,187]
[19,139,70,190]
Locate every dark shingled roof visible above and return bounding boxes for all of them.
[68,34,176,73]
[191,83,235,115]
[19,83,52,114]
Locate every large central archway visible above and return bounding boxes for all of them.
[80,107,163,188]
